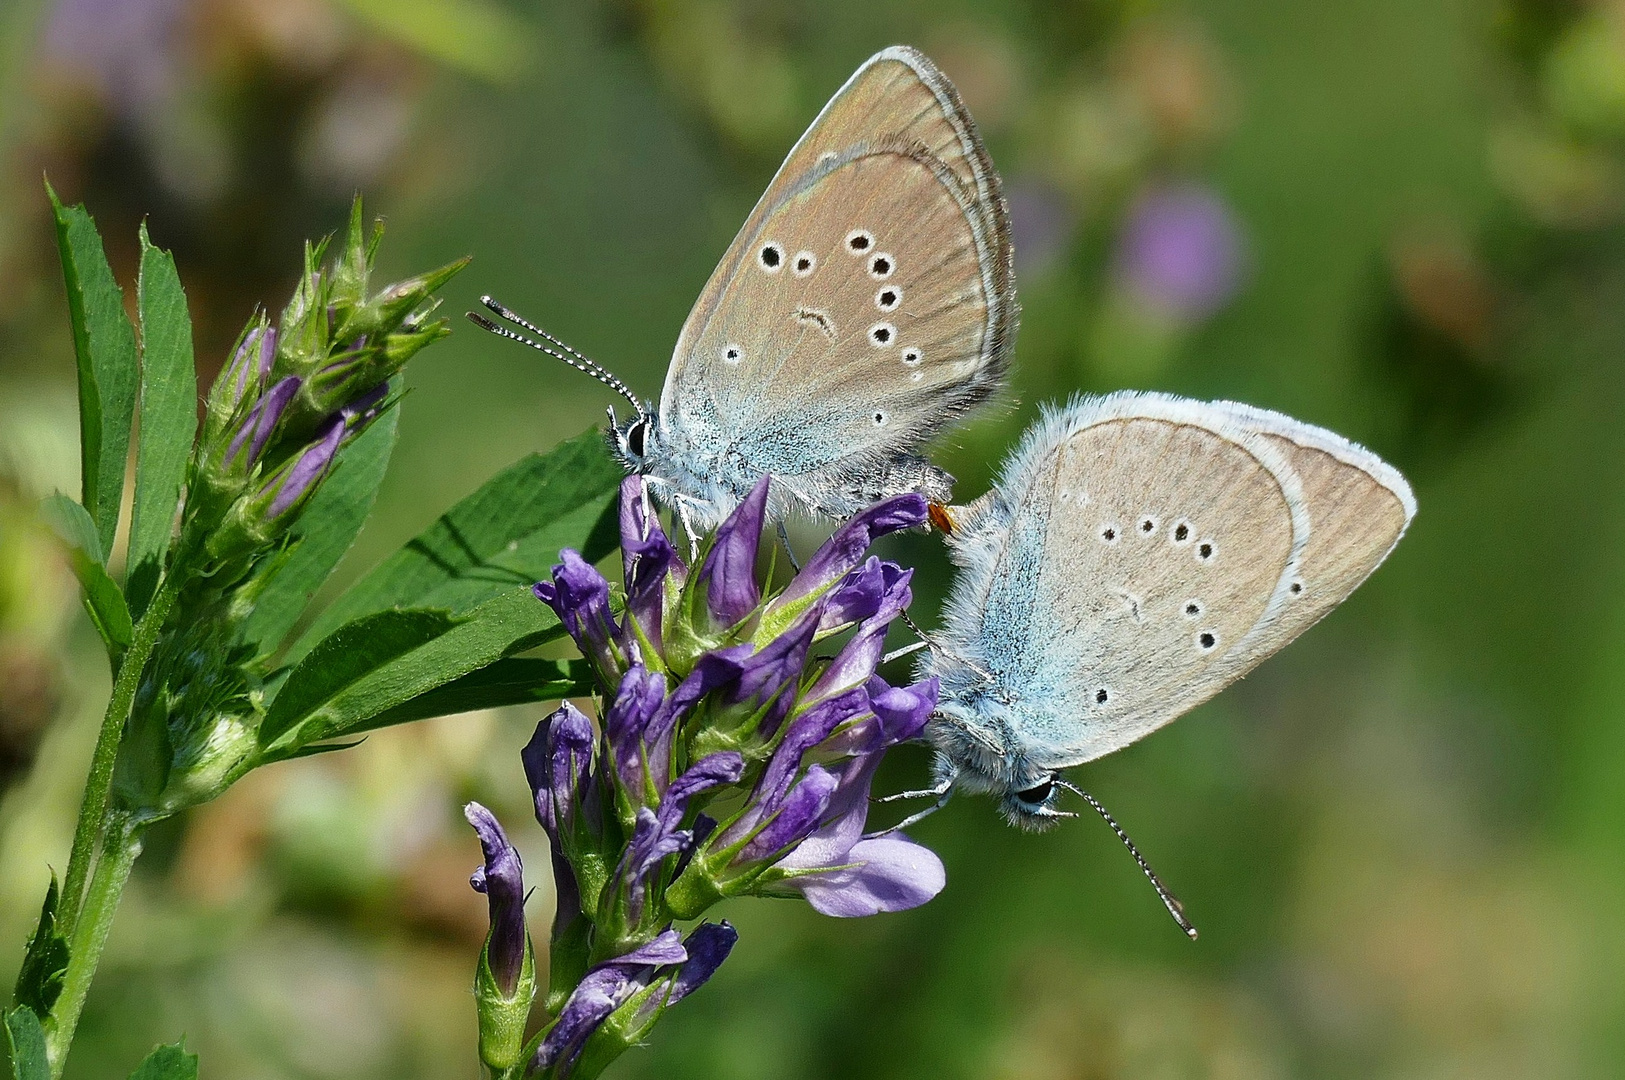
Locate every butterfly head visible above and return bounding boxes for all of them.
[608,405,659,471]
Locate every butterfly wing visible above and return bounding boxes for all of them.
[657,47,1015,518]
[1215,401,1415,659]
[939,394,1309,768]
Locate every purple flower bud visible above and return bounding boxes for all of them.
[638,646,751,795]
[614,751,743,925]
[619,477,679,652]
[660,752,744,830]
[225,374,301,469]
[464,802,527,997]
[819,558,912,632]
[1114,182,1246,321]
[535,551,623,681]
[738,763,837,862]
[821,676,939,758]
[522,703,599,937]
[719,610,819,737]
[604,666,668,801]
[536,930,688,1071]
[629,921,739,1028]
[694,476,769,629]
[266,413,343,518]
[774,494,928,613]
[522,702,598,840]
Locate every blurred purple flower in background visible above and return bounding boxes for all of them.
[1113,181,1247,321]
[43,0,187,118]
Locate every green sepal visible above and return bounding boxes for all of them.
[11,877,70,1018]
[475,932,537,1073]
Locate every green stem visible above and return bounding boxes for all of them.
[57,580,175,932]
[46,812,143,1076]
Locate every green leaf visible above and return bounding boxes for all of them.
[48,182,138,558]
[238,400,400,660]
[3,1008,47,1080]
[289,429,620,663]
[362,656,588,729]
[127,1042,198,1080]
[41,494,133,652]
[126,224,198,619]
[11,877,70,1017]
[261,587,562,756]
[260,608,461,747]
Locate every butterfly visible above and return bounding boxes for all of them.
[906,392,1416,936]
[472,46,1016,537]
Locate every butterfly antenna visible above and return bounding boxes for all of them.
[1054,779,1198,940]
[470,296,646,417]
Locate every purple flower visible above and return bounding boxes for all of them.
[718,610,819,737]
[522,704,601,939]
[772,494,928,615]
[613,752,743,925]
[224,375,301,471]
[536,923,736,1074]
[522,703,599,842]
[693,476,768,629]
[464,803,527,997]
[1114,182,1246,321]
[536,930,689,1072]
[535,553,623,682]
[772,748,944,917]
[619,477,681,652]
[819,557,913,632]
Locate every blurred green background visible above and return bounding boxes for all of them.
[3,0,1625,1076]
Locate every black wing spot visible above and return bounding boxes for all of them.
[759,242,783,271]
[869,253,894,279]
[846,229,873,253]
[1095,687,1109,704]
[1197,541,1215,562]
[1198,631,1217,650]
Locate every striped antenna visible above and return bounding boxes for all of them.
[468,296,645,416]
[1054,778,1198,940]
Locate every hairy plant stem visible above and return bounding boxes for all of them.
[57,580,176,932]
[46,812,144,1076]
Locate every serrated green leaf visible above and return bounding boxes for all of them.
[127,224,198,618]
[289,429,620,663]
[127,1041,198,1080]
[362,656,588,729]
[238,400,400,659]
[48,182,138,557]
[260,608,461,747]
[11,877,70,1018]
[41,494,132,652]
[261,587,562,756]
[3,1008,47,1080]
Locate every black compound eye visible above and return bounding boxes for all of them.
[1015,778,1054,806]
[625,419,648,457]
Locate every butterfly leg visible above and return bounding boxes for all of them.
[775,521,802,573]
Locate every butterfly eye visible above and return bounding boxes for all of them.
[1014,778,1054,806]
[625,418,648,457]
